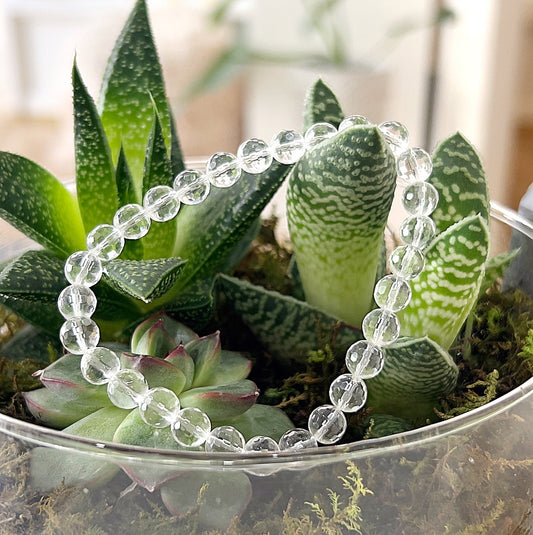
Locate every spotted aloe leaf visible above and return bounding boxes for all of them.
[30,407,126,492]
[103,257,187,303]
[0,153,85,258]
[367,337,459,420]
[400,215,490,349]
[303,78,344,130]
[217,274,361,363]
[429,132,490,233]
[287,125,396,326]
[99,0,174,192]
[73,61,117,231]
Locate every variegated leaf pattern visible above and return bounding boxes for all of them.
[399,214,490,350]
[303,78,345,130]
[367,336,459,420]
[287,126,396,326]
[429,132,490,233]
[217,274,361,363]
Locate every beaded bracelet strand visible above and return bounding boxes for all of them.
[57,116,438,453]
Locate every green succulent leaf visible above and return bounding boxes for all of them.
[23,388,107,428]
[304,78,345,130]
[121,352,187,394]
[367,336,459,420]
[287,125,396,325]
[104,257,187,303]
[172,161,292,291]
[185,332,222,388]
[160,471,252,532]
[139,112,178,259]
[400,214,490,349]
[179,379,259,421]
[217,274,361,364]
[202,350,251,386]
[30,407,126,492]
[429,132,490,233]
[220,403,293,441]
[0,152,85,257]
[364,414,414,439]
[0,324,60,363]
[165,345,195,391]
[169,105,185,177]
[73,61,118,231]
[480,249,519,294]
[99,0,171,192]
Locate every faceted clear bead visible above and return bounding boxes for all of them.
[60,317,100,354]
[329,374,368,413]
[64,251,103,287]
[139,387,180,428]
[278,428,318,451]
[113,204,151,240]
[378,121,409,156]
[389,245,425,280]
[338,115,370,132]
[345,340,384,379]
[86,224,125,262]
[81,347,121,385]
[397,147,433,182]
[206,152,242,188]
[308,405,347,445]
[244,435,280,453]
[400,215,436,248]
[237,138,273,174]
[143,186,181,222]
[304,122,337,148]
[57,285,97,319]
[402,181,439,216]
[374,274,412,312]
[362,309,400,346]
[205,425,245,453]
[173,169,210,205]
[271,129,306,164]
[171,407,211,448]
[107,368,148,409]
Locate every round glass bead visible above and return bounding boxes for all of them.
[113,203,151,240]
[205,425,245,453]
[278,428,318,451]
[329,374,368,413]
[139,387,180,428]
[171,407,211,448]
[308,405,347,445]
[373,274,412,312]
[389,245,425,280]
[107,368,148,409]
[271,129,306,164]
[304,122,337,148]
[64,251,103,287]
[173,169,210,205]
[379,121,409,156]
[402,181,439,216]
[143,186,181,222]
[80,347,120,385]
[400,215,436,248]
[362,309,400,346]
[338,115,370,132]
[206,152,242,188]
[57,285,97,319]
[237,138,273,174]
[244,435,280,453]
[60,317,100,354]
[345,340,384,379]
[397,147,433,182]
[86,224,125,262]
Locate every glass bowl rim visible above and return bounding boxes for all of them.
[0,200,531,470]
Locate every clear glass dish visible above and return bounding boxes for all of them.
[0,203,531,534]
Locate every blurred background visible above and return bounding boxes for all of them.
[0,0,531,210]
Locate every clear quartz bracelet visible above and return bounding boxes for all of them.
[57,116,439,453]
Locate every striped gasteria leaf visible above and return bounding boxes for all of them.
[399,214,490,349]
[287,126,396,326]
